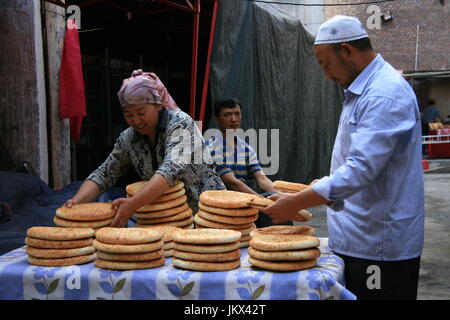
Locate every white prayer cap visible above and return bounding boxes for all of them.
[314,15,368,45]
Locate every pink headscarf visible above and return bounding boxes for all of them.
[117,69,179,110]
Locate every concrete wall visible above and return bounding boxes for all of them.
[0,0,48,182]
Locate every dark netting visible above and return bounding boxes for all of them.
[207,0,344,184]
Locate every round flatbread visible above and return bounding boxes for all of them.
[53,216,113,228]
[195,223,256,236]
[200,190,267,209]
[239,241,250,248]
[96,249,163,262]
[55,202,116,222]
[95,227,163,245]
[25,237,94,249]
[250,225,315,238]
[248,247,321,261]
[136,215,193,228]
[26,245,95,259]
[193,215,253,229]
[93,239,163,254]
[249,234,320,252]
[273,181,310,193]
[249,257,317,272]
[27,227,95,241]
[164,249,173,258]
[173,257,240,272]
[173,229,241,244]
[240,234,251,242]
[136,195,188,212]
[95,257,165,270]
[198,202,258,217]
[152,189,186,203]
[136,208,192,224]
[174,241,239,254]
[133,226,181,243]
[163,241,174,250]
[126,181,184,196]
[172,248,240,262]
[27,252,96,267]
[197,210,257,225]
[133,203,189,219]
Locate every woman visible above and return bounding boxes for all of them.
[65,70,225,227]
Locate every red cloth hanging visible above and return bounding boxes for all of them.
[59,21,86,141]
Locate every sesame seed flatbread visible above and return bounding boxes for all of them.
[198,202,258,217]
[174,242,239,254]
[93,239,163,254]
[136,195,187,212]
[95,257,165,270]
[173,257,240,272]
[172,248,241,262]
[133,203,189,219]
[126,181,184,196]
[55,202,116,221]
[249,234,320,252]
[95,227,163,244]
[27,227,95,241]
[250,225,315,238]
[199,190,265,209]
[173,229,241,244]
[96,249,164,262]
[26,245,95,259]
[25,237,94,249]
[53,216,113,228]
[193,215,253,229]
[197,209,257,225]
[248,247,321,261]
[27,252,97,267]
[249,257,317,272]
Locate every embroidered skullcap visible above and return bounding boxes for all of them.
[314,15,368,45]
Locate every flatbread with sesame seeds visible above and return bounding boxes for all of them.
[55,202,116,221]
[25,237,94,249]
[249,234,320,252]
[96,249,164,262]
[197,209,257,225]
[248,247,321,261]
[126,181,184,196]
[198,202,258,217]
[27,252,97,267]
[136,195,187,212]
[199,190,266,209]
[26,245,95,259]
[172,228,241,244]
[27,227,95,241]
[173,257,240,272]
[250,225,315,238]
[95,257,165,270]
[53,216,113,228]
[248,257,317,272]
[95,227,163,245]
[93,239,163,253]
[133,203,189,219]
[172,248,240,262]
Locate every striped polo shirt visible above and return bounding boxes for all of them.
[206,132,261,187]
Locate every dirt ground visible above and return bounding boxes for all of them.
[295,170,450,300]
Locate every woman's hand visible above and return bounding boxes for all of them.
[64,198,78,208]
[261,193,302,224]
[109,198,135,228]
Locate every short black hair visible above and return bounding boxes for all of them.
[214,98,242,117]
[331,37,373,53]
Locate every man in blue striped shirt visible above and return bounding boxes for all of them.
[206,98,290,227]
[262,15,424,300]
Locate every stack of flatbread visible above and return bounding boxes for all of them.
[26,227,96,266]
[93,227,165,270]
[127,181,194,229]
[54,203,116,229]
[250,225,316,238]
[196,190,266,247]
[248,229,321,272]
[273,180,310,194]
[172,229,241,272]
[135,225,182,258]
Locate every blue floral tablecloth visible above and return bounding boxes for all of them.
[0,238,356,300]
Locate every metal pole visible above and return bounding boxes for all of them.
[199,0,218,128]
[189,0,200,119]
[415,24,419,71]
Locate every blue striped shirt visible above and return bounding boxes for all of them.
[206,132,261,187]
[312,54,425,261]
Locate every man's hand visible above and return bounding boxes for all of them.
[261,193,302,224]
[110,198,135,228]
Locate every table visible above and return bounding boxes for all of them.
[0,238,355,300]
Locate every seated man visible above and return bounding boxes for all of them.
[206,97,291,227]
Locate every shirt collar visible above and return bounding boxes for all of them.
[346,54,385,96]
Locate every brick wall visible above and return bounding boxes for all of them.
[324,0,450,71]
